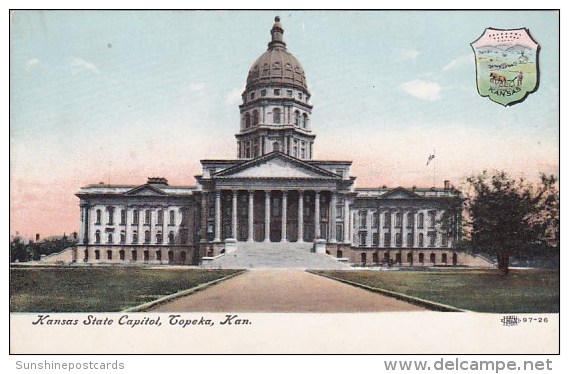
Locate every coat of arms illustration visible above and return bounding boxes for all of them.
[471,28,539,106]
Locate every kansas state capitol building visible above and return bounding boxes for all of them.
[69,17,485,268]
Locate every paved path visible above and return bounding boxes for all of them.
[149,270,424,312]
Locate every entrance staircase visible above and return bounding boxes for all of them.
[201,242,351,270]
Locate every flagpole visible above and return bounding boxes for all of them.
[432,149,436,188]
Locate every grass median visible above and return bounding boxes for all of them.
[314,269,559,313]
[10,267,241,312]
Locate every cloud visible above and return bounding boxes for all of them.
[25,58,39,70]
[225,87,243,104]
[70,57,100,74]
[400,80,442,101]
[398,48,420,60]
[188,82,205,92]
[442,54,472,71]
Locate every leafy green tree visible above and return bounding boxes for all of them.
[464,171,559,274]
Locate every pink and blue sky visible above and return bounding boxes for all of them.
[10,11,559,239]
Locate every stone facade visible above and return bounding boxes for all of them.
[70,17,490,268]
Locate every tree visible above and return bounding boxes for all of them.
[10,235,28,263]
[464,170,559,274]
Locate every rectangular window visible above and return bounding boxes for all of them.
[287,90,293,97]
[383,212,391,228]
[406,213,414,229]
[157,210,164,225]
[336,224,343,242]
[250,92,255,100]
[428,211,436,228]
[428,231,437,247]
[298,92,303,100]
[372,212,379,228]
[359,210,367,228]
[372,232,379,246]
[418,213,424,229]
[261,89,267,97]
[395,213,402,228]
[133,210,139,225]
[107,208,114,225]
[358,231,367,246]
[120,210,126,225]
[274,89,280,96]
[336,205,343,220]
[145,210,151,225]
[383,232,391,247]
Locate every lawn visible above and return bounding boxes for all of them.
[315,269,559,313]
[10,267,241,312]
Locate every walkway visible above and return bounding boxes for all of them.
[149,270,424,312]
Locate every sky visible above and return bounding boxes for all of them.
[9,10,559,239]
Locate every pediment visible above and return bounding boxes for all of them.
[214,152,339,179]
[124,185,168,196]
[381,188,423,199]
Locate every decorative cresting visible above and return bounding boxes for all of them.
[237,16,315,161]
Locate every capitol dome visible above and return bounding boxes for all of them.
[245,17,308,91]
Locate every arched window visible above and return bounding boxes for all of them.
[157,210,163,225]
[442,253,448,263]
[294,110,300,126]
[96,209,102,224]
[302,113,308,128]
[417,213,424,228]
[107,207,114,225]
[407,233,413,247]
[169,231,175,244]
[143,250,149,262]
[156,250,162,262]
[168,251,174,263]
[395,213,403,228]
[273,108,281,124]
[120,230,126,244]
[245,113,251,128]
[418,233,424,247]
[430,253,436,263]
[107,233,113,244]
[169,210,175,225]
[395,233,402,247]
[144,230,150,243]
[407,252,413,263]
[252,110,259,125]
[95,230,101,243]
[131,250,137,261]
[132,230,138,244]
[133,210,139,224]
[94,250,100,260]
[145,210,151,224]
[107,250,112,260]
[419,253,424,263]
[360,252,367,264]
[156,231,163,244]
[180,251,187,263]
[119,250,125,261]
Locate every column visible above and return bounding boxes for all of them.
[314,191,320,239]
[343,197,350,243]
[214,191,221,242]
[200,193,208,243]
[231,191,238,240]
[281,191,288,242]
[329,193,337,243]
[264,190,271,242]
[298,191,304,242]
[247,191,254,242]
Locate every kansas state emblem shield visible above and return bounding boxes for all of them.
[471,28,539,106]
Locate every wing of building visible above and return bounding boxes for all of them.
[68,17,491,268]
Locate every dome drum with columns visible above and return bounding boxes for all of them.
[237,17,315,160]
[66,16,485,269]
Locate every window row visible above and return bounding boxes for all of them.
[358,231,442,247]
[94,208,186,226]
[87,249,188,262]
[93,229,188,244]
[248,88,306,101]
[243,108,309,128]
[357,210,438,229]
[360,251,453,264]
